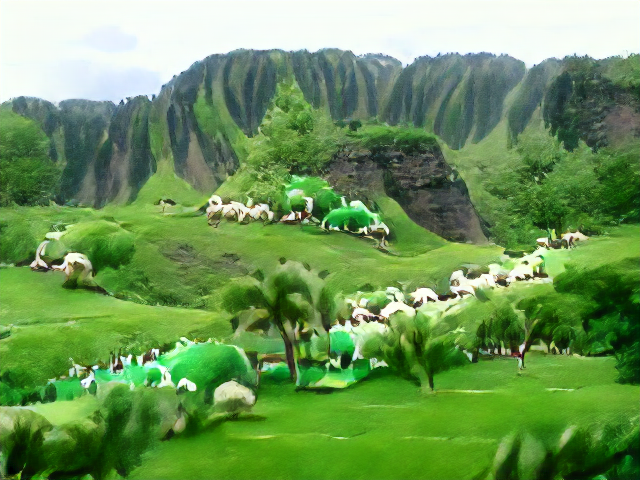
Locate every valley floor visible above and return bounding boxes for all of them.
[1,203,638,479]
[123,354,637,480]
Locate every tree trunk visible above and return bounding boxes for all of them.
[282,332,297,381]
[427,372,435,392]
[275,319,297,382]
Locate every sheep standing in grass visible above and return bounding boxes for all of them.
[214,381,256,418]
[51,253,95,287]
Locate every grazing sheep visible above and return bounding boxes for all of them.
[549,238,569,249]
[214,380,256,417]
[508,263,534,282]
[450,285,476,297]
[450,270,466,286]
[208,195,223,207]
[365,222,390,249]
[80,371,95,389]
[206,203,224,226]
[248,204,274,223]
[51,253,95,287]
[410,288,440,307]
[380,301,415,319]
[536,237,550,248]
[562,231,588,243]
[385,287,406,303]
[466,274,497,290]
[280,211,299,223]
[176,378,197,392]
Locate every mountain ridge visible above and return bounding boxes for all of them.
[3,49,638,229]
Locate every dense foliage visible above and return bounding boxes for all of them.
[555,259,640,384]
[348,124,438,156]
[241,81,345,205]
[0,110,60,206]
[487,128,639,248]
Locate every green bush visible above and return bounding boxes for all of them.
[0,218,39,265]
[60,220,135,272]
[351,125,438,156]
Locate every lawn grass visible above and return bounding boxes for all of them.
[0,268,231,387]
[98,202,503,307]
[129,353,639,480]
[2,209,636,389]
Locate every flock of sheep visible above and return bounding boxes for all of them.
[537,231,589,249]
[54,339,257,420]
[328,230,589,366]
[204,194,391,248]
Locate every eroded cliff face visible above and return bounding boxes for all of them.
[7,49,637,215]
[325,148,488,243]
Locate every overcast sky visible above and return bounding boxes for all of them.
[1,0,638,103]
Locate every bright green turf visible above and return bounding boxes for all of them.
[0,268,231,387]
[129,353,639,480]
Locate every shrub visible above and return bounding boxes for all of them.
[350,125,438,156]
[60,220,135,272]
[0,219,38,265]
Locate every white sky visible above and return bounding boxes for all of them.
[1,0,638,103]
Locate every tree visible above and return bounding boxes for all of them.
[0,110,60,206]
[516,291,587,365]
[554,259,640,384]
[221,260,333,383]
[363,310,467,392]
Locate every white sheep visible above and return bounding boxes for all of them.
[351,307,377,322]
[380,301,415,319]
[410,288,439,306]
[81,371,95,389]
[176,377,197,392]
[450,285,476,297]
[385,287,405,303]
[536,237,550,247]
[214,380,256,417]
[51,253,94,286]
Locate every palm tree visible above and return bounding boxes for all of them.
[221,260,334,382]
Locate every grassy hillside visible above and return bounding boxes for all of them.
[0,267,230,387]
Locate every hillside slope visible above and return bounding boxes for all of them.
[3,50,638,244]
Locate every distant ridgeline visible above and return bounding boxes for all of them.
[2,50,638,212]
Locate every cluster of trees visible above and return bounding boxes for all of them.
[555,259,640,384]
[222,259,336,384]
[0,110,60,206]
[242,81,345,204]
[488,128,639,248]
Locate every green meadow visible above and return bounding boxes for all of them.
[130,354,638,480]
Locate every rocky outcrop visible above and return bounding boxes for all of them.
[325,148,488,243]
